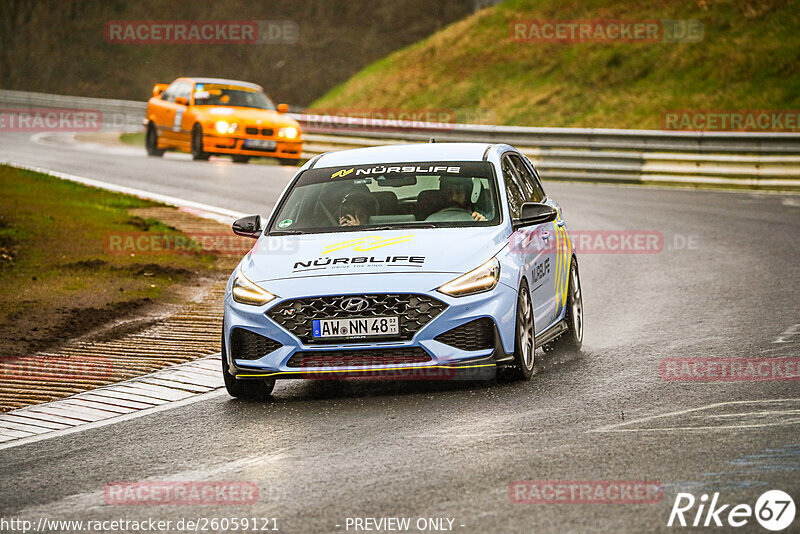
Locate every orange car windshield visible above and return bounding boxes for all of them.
[194,85,275,110]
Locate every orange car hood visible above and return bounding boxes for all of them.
[193,106,299,128]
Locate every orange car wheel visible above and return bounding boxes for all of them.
[191,124,210,161]
[145,123,165,157]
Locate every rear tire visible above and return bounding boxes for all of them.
[278,158,300,166]
[544,258,583,353]
[222,327,276,399]
[145,123,165,157]
[191,125,210,161]
[232,155,250,164]
[505,279,536,381]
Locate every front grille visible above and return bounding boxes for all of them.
[268,294,447,344]
[287,347,431,368]
[245,127,274,136]
[434,318,495,351]
[230,328,282,360]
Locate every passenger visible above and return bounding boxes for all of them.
[338,193,377,226]
[427,176,486,222]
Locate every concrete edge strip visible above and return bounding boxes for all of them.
[0,160,247,224]
[0,355,226,451]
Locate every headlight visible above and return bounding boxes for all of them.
[278,126,299,139]
[215,121,238,134]
[437,257,500,297]
[232,270,277,306]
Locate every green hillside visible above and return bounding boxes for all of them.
[310,0,800,129]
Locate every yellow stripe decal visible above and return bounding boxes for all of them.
[554,222,561,313]
[560,226,571,309]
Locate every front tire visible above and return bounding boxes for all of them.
[191,125,210,161]
[544,258,583,353]
[145,123,165,157]
[505,279,536,381]
[278,158,300,166]
[232,155,250,164]
[222,327,276,399]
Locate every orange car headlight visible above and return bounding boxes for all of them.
[278,126,299,139]
[214,121,238,134]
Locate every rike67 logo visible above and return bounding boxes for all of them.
[668,490,795,531]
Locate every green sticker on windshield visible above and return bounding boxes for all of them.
[278,218,293,228]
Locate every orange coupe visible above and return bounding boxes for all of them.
[144,77,302,165]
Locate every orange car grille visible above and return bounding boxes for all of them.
[245,127,274,136]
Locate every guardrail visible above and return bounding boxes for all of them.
[0,89,146,130]
[2,89,799,188]
[293,115,800,188]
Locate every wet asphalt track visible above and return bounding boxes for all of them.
[1,132,799,533]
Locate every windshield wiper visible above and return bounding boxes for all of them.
[269,230,305,235]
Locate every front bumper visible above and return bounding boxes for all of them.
[203,134,302,159]
[223,278,518,380]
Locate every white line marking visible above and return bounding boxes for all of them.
[0,355,226,451]
[0,389,227,451]
[773,323,800,343]
[589,398,800,433]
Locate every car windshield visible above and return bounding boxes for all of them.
[268,161,500,234]
[193,84,275,110]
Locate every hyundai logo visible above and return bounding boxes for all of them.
[340,297,370,313]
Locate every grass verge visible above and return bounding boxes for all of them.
[0,164,224,357]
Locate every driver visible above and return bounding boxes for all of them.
[427,176,486,222]
[338,193,377,226]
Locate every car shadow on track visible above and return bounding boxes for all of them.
[226,348,586,404]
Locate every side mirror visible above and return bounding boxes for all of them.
[175,95,188,106]
[232,215,262,238]
[513,203,557,229]
[153,83,168,98]
[277,103,289,114]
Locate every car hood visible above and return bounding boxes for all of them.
[240,227,509,284]
[194,106,299,128]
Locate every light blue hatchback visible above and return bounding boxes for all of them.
[222,142,583,398]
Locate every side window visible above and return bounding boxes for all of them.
[502,156,525,218]
[524,156,547,201]
[510,154,545,203]
[161,83,179,102]
[176,82,192,101]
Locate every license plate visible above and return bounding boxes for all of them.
[312,316,399,339]
[243,139,276,150]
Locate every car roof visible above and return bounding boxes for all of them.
[186,77,263,91]
[312,142,496,168]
